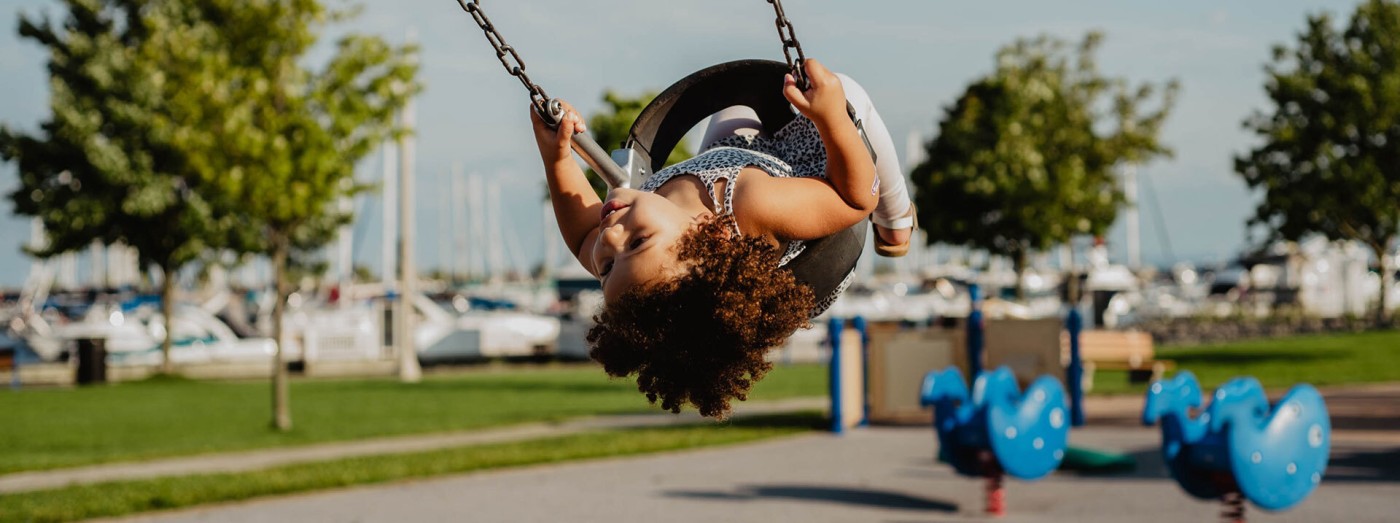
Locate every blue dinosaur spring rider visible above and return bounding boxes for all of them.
[1143,371,1331,522]
[920,366,1070,516]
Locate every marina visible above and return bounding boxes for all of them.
[4,234,1396,386]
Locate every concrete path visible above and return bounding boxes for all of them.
[0,397,827,494]
[10,383,1400,495]
[110,424,1400,523]
[89,384,1400,523]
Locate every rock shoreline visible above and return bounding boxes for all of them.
[1138,314,1388,346]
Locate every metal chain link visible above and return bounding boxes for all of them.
[456,1,552,117]
[462,0,807,103]
[454,0,863,185]
[767,0,809,90]
[766,1,875,161]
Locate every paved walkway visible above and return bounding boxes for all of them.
[110,424,1400,523]
[9,383,1400,497]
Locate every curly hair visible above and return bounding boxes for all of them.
[586,215,816,419]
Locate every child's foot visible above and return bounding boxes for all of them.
[873,204,916,258]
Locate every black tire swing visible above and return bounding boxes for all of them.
[626,59,868,309]
[457,0,867,310]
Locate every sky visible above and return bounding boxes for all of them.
[0,0,1358,288]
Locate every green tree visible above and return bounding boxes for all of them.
[911,32,1178,299]
[1,1,244,374]
[352,264,375,283]
[537,91,693,201]
[582,90,692,198]
[1236,0,1400,324]
[203,0,418,430]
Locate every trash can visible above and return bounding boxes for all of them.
[75,338,107,385]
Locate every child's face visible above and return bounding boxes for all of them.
[593,188,708,303]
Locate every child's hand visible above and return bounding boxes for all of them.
[530,100,587,165]
[782,59,848,127]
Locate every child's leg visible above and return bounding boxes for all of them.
[835,73,913,231]
[700,106,766,151]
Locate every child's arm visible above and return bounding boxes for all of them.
[532,102,603,275]
[736,59,878,241]
[785,59,879,214]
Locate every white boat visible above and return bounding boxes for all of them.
[424,293,561,360]
[48,303,277,366]
[278,291,560,364]
[826,280,958,322]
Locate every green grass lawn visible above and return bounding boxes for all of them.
[8,330,1396,477]
[1,412,824,523]
[0,363,827,474]
[1088,329,1400,396]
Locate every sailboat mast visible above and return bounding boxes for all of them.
[1124,164,1141,269]
[487,179,507,283]
[469,174,487,282]
[451,162,465,285]
[335,177,353,306]
[381,141,398,288]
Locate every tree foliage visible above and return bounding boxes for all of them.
[193,0,418,430]
[0,0,248,372]
[582,90,691,198]
[1,0,417,427]
[210,5,417,259]
[910,32,1178,297]
[1236,0,1400,322]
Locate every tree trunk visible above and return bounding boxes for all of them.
[1066,268,1080,306]
[271,238,292,431]
[1062,242,1081,308]
[159,263,175,375]
[1374,242,1393,327]
[1012,248,1029,302]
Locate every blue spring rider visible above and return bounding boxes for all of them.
[920,366,1070,515]
[1143,371,1330,520]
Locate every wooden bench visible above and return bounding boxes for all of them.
[1063,330,1174,390]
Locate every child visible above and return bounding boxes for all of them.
[533,59,914,418]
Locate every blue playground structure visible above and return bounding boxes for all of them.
[920,366,1070,515]
[913,283,1074,515]
[826,316,869,433]
[870,283,1331,520]
[1143,371,1331,520]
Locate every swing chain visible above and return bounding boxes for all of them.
[766,0,872,161]
[767,0,809,90]
[456,1,552,115]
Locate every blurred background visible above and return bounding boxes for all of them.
[0,0,1363,282]
[2,1,1399,520]
[0,0,1394,383]
[5,0,1399,418]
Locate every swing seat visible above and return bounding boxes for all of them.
[623,60,866,307]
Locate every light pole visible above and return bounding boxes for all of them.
[394,29,422,383]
